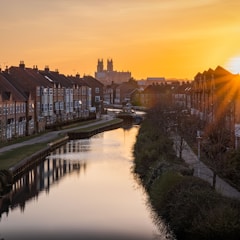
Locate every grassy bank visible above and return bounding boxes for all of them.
[69,118,123,133]
[0,143,48,169]
[133,106,240,240]
[0,118,121,170]
[0,119,99,149]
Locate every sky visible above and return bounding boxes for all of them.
[1,0,240,80]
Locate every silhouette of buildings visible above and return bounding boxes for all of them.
[95,59,131,85]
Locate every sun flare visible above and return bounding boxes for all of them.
[225,56,240,74]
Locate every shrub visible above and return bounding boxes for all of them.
[150,174,240,240]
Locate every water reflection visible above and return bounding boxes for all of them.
[0,158,84,220]
[0,126,172,240]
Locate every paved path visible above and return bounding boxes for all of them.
[0,115,113,154]
[172,135,240,200]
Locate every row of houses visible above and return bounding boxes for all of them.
[103,78,191,107]
[0,62,104,141]
[132,66,240,148]
[0,61,188,142]
[191,66,240,148]
[103,66,240,148]
[2,61,240,148]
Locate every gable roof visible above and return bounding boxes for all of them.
[7,65,52,97]
[67,75,89,88]
[0,72,27,102]
[214,66,232,77]
[143,84,172,94]
[39,69,73,88]
[82,76,104,88]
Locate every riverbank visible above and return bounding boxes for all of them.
[133,107,240,240]
[0,116,123,192]
[67,118,123,139]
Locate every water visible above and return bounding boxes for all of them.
[0,126,172,240]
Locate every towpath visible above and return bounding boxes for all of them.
[0,115,113,154]
[172,135,240,199]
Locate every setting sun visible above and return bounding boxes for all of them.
[225,56,240,74]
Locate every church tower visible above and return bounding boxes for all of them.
[97,59,104,72]
[107,59,113,72]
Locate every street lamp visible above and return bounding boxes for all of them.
[196,130,202,177]
[78,100,82,118]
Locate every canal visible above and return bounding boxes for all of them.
[0,126,172,240]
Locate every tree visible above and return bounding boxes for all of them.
[202,119,231,189]
[167,107,191,161]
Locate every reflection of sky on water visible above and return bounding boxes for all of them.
[0,126,171,240]
[49,127,137,163]
[50,138,120,156]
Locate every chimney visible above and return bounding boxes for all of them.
[45,65,50,72]
[33,65,38,71]
[5,65,9,73]
[19,60,25,69]
[76,73,80,78]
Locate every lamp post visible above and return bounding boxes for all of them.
[78,100,82,119]
[196,130,202,177]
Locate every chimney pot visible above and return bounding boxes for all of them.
[45,66,50,72]
[19,60,25,69]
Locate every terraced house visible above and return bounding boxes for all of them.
[0,72,33,140]
[192,66,240,148]
[0,61,100,141]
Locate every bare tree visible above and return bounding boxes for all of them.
[202,119,230,189]
[166,106,190,161]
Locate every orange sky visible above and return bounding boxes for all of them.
[1,0,240,80]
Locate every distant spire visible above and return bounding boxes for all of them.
[97,59,104,72]
[107,58,113,72]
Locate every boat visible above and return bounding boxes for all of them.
[117,103,136,119]
[116,103,143,124]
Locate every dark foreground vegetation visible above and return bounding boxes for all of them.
[133,104,240,240]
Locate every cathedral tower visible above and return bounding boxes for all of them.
[97,59,104,72]
[107,59,113,72]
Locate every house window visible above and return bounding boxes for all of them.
[37,87,40,97]
[60,102,64,110]
[95,96,100,102]
[55,102,59,111]
[95,87,99,94]
[37,102,40,111]
[82,87,86,95]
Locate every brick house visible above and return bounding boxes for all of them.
[39,67,75,124]
[115,81,139,105]
[82,76,103,114]
[103,82,119,105]
[5,62,54,133]
[191,66,238,147]
[67,74,92,119]
[140,83,173,108]
[0,72,32,140]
